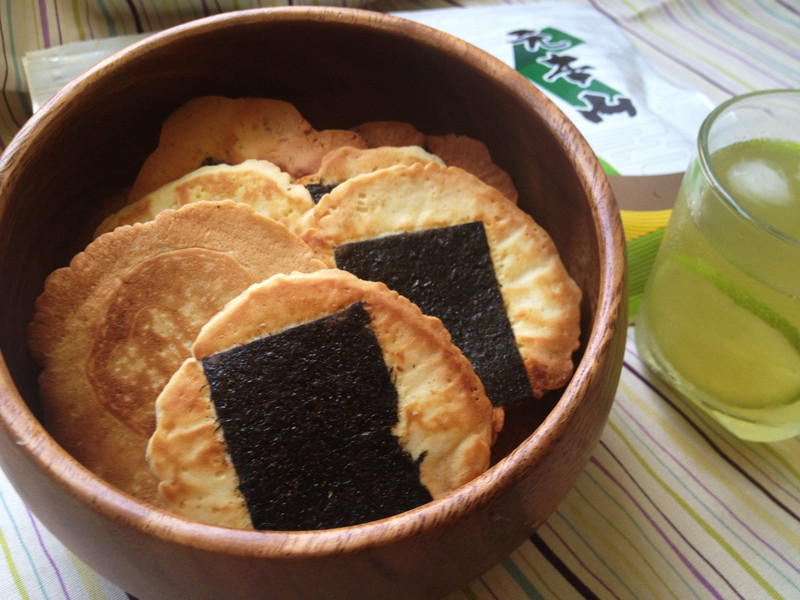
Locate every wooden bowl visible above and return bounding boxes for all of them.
[0,8,626,600]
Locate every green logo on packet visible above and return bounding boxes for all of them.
[510,28,636,124]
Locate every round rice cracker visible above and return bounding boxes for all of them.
[147,269,501,530]
[28,201,325,504]
[301,162,582,400]
[351,120,518,203]
[128,96,366,202]
[425,133,519,204]
[294,145,444,187]
[351,120,427,148]
[95,159,314,237]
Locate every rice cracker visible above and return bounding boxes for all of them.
[302,162,581,404]
[148,269,500,530]
[28,201,324,503]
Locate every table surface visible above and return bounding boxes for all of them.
[1,1,799,599]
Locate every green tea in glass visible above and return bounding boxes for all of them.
[636,90,800,442]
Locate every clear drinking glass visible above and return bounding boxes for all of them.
[635,89,800,442]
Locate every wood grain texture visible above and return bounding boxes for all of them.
[0,7,626,600]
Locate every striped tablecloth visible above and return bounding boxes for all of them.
[2,1,799,599]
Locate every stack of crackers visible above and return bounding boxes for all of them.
[28,97,581,531]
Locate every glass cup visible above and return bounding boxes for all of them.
[635,89,800,442]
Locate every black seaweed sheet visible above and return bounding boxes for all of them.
[202,302,432,531]
[335,221,533,407]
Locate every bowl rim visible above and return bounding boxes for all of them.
[0,6,624,559]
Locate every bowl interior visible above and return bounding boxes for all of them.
[0,7,617,546]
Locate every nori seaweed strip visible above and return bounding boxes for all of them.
[202,302,432,531]
[335,221,533,407]
[305,182,338,203]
